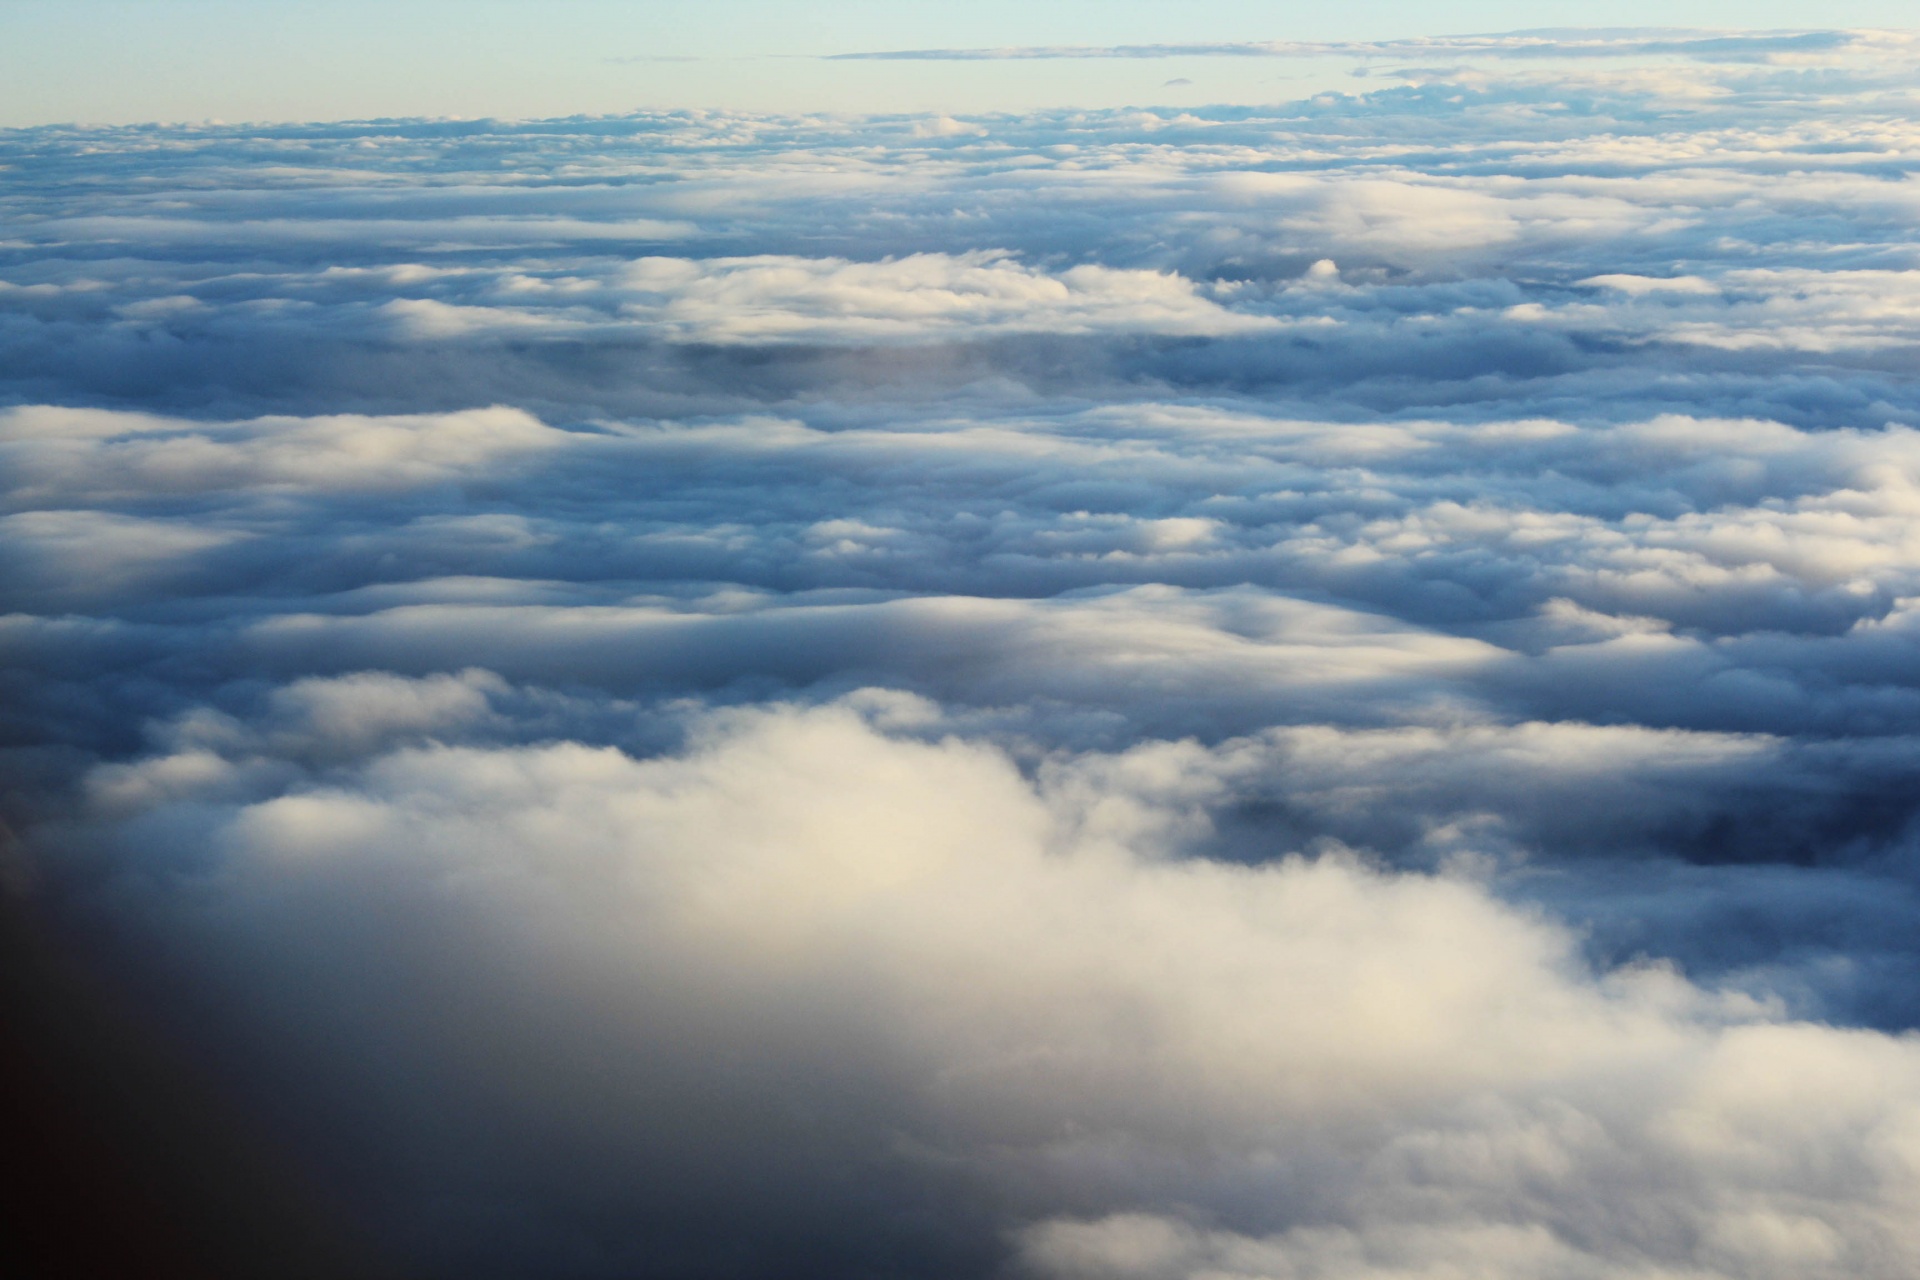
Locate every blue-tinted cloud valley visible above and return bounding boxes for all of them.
[9,34,1920,1279]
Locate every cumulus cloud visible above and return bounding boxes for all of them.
[15,27,1920,1280]
[54,694,1920,1278]
[0,404,566,504]
[613,252,1278,343]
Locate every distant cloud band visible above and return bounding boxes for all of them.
[827,27,1897,63]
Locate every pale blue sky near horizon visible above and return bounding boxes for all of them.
[4,0,1919,126]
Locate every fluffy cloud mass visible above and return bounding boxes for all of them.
[10,31,1920,1280]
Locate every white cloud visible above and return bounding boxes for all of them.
[0,509,246,594]
[0,404,566,503]
[96,696,1920,1278]
[614,252,1278,343]
[239,587,1503,727]
[829,30,1920,67]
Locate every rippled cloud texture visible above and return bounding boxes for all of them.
[11,32,1920,1280]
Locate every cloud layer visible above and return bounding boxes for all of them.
[83,694,1920,1278]
[829,28,1918,65]
[9,29,1920,1280]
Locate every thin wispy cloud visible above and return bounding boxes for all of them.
[827,27,1910,63]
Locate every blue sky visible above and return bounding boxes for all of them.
[5,0,1919,124]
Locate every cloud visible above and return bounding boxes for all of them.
[608,253,1278,343]
[827,29,1915,65]
[15,28,1920,1279]
[0,509,248,597]
[0,404,566,504]
[72,695,1920,1278]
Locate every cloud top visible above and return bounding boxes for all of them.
[12,28,1920,1279]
